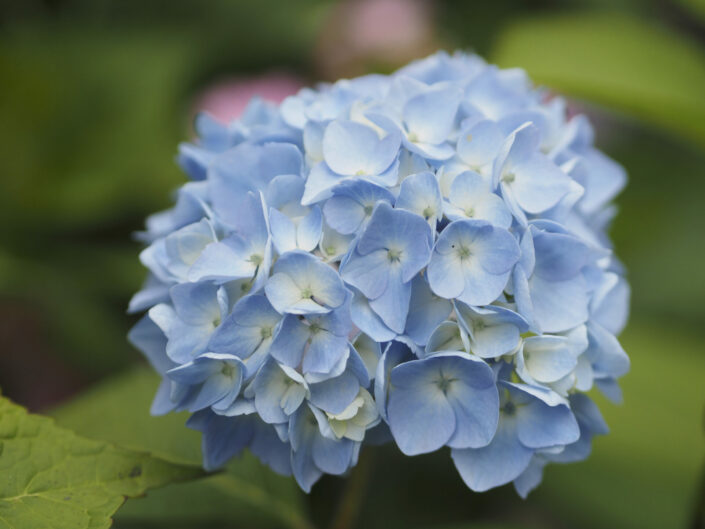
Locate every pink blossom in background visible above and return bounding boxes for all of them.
[193,72,304,123]
[316,0,438,79]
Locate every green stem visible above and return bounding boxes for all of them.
[329,449,375,529]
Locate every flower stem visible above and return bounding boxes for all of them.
[329,449,375,529]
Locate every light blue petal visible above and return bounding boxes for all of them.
[587,322,630,379]
[521,335,581,383]
[356,202,433,282]
[374,341,414,421]
[322,195,367,235]
[404,275,453,346]
[513,457,546,498]
[303,331,350,376]
[396,171,443,225]
[387,358,456,455]
[309,370,360,414]
[427,249,465,300]
[253,359,295,424]
[266,251,347,314]
[187,411,255,471]
[297,206,323,251]
[288,407,324,492]
[455,302,527,358]
[509,154,572,214]
[208,142,303,225]
[128,314,173,375]
[269,208,298,254]
[447,171,512,228]
[402,85,461,145]
[425,322,468,355]
[323,179,396,233]
[302,161,346,206]
[533,229,592,281]
[250,422,293,476]
[516,398,580,449]
[269,315,310,367]
[340,249,390,300]
[451,415,533,492]
[265,174,307,211]
[188,235,261,283]
[437,353,499,449]
[368,266,412,334]
[350,288,397,342]
[209,294,281,357]
[457,119,504,168]
[322,119,400,176]
[530,274,589,333]
[162,219,217,280]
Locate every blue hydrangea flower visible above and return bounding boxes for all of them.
[130,51,630,497]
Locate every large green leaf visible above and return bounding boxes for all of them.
[492,13,705,147]
[0,394,203,529]
[52,367,312,529]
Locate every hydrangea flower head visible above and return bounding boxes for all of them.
[129,51,630,496]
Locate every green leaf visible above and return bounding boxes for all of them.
[492,13,705,147]
[0,394,203,529]
[52,367,313,529]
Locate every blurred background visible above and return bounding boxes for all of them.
[1,0,703,528]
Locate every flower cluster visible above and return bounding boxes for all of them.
[129,51,630,496]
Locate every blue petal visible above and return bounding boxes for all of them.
[396,171,443,225]
[269,208,298,254]
[437,353,499,449]
[301,161,345,206]
[533,229,592,281]
[456,119,504,168]
[515,397,580,449]
[374,341,414,421]
[322,119,400,176]
[340,248,390,299]
[188,235,262,283]
[356,202,433,283]
[208,142,303,225]
[587,322,630,379]
[170,282,221,325]
[323,180,394,235]
[368,267,412,334]
[402,85,461,145]
[250,422,293,476]
[209,294,281,357]
[446,171,512,229]
[288,407,324,492]
[187,411,255,471]
[387,358,456,455]
[297,206,323,251]
[128,314,173,374]
[455,302,527,358]
[530,274,589,333]
[269,315,310,367]
[404,275,453,346]
[451,415,533,492]
[253,358,306,423]
[309,370,360,414]
[513,457,546,498]
[265,251,347,314]
[304,331,350,376]
[350,288,397,342]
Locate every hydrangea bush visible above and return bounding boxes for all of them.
[129,51,630,496]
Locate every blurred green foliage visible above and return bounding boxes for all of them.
[1,0,704,528]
